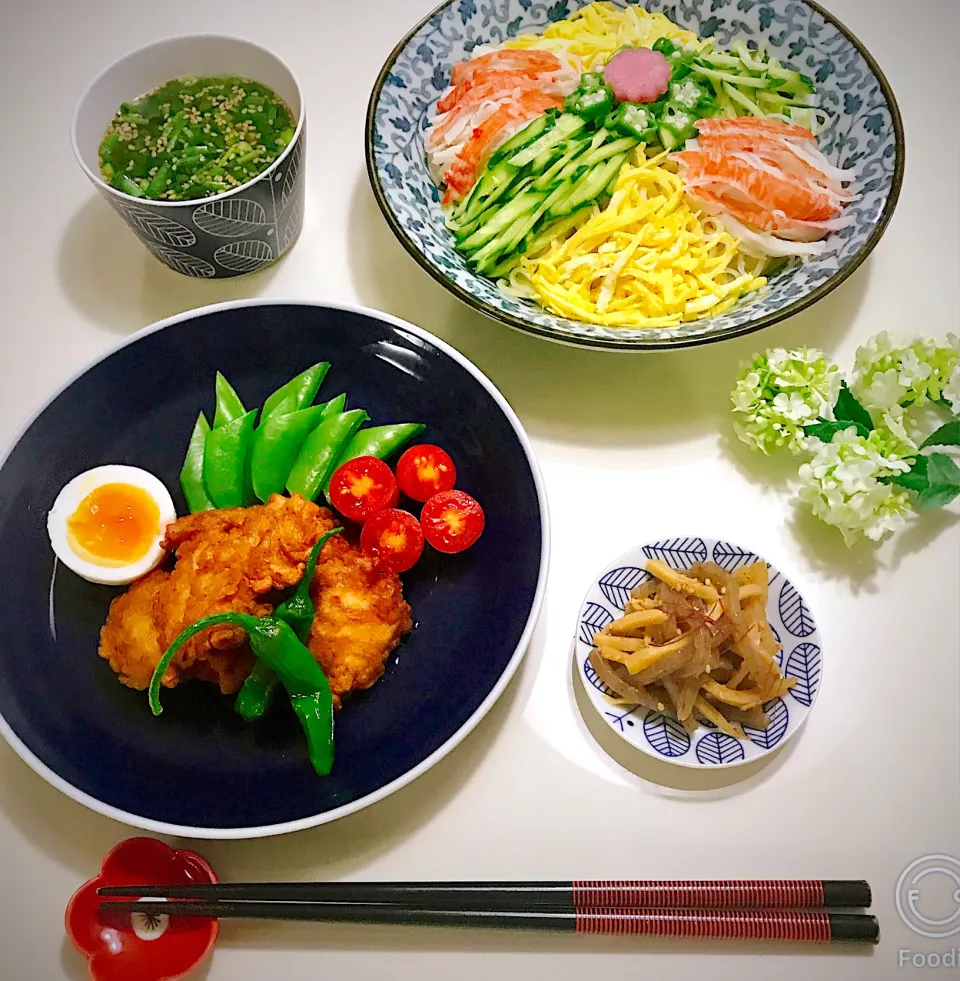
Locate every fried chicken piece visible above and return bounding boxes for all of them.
[156,493,336,661]
[99,494,334,694]
[98,493,413,704]
[98,567,258,694]
[99,568,170,690]
[307,535,413,706]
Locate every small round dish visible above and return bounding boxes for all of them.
[366,0,904,350]
[575,537,822,768]
[72,35,305,279]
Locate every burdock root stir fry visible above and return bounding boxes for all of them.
[590,559,796,738]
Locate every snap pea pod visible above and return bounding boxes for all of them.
[285,409,369,502]
[179,412,215,513]
[321,422,426,500]
[249,403,328,502]
[203,409,256,508]
[319,393,346,418]
[235,528,342,721]
[213,372,246,428]
[261,362,330,420]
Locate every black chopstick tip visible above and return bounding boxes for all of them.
[828,913,880,945]
[822,880,872,909]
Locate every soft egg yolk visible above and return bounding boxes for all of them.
[66,483,160,566]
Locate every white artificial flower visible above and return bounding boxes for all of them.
[944,365,960,413]
[772,392,817,423]
[796,428,913,546]
[731,347,841,455]
[853,331,960,410]
[859,368,906,410]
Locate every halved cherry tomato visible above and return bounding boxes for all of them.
[395,444,457,502]
[420,489,485,554]
[360,508,424,573]
[328,456,397,523]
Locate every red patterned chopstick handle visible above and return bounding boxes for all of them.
[574,908,832,942]
[572,879,825,909]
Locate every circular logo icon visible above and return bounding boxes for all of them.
[896,855,960,939]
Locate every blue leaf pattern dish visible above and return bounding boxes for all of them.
[778,580,817,637]
[784,641,822,707]
[598,566,650,608]
[366,0,903,350]
[579,600,615,645]
[695,731,745,764]
[575,536,822,768]
[643,712,692,757]
[642,537,708,566]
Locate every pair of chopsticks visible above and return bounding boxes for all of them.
[99,878,878,944]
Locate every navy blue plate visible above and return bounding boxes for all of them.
[0,302,547,837]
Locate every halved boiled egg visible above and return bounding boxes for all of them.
[47,465,177,585]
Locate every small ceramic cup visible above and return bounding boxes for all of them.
[72,35,305,279]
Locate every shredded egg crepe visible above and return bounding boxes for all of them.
[504,1,705,70]
[514,152,768,328]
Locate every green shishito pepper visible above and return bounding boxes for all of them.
[249,403,329,502]
[565,79,615,123]
[150,612,335,776]
[609,102,659,143]
[203,408,256,508]
[213,372,246,429]
[285,408,369,502]
[320,422,426,500]
[261,362,330,420]
[179,412,215,513]
[235,527,342,721]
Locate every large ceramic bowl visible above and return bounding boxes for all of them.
[366,0,903,350]
[0,301,547,837]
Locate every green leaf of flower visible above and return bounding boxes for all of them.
[833,382,874,433]
[887,454,930,493]
[917,483,960,510]
[889,452,960,509]
[926,451,960,486]
[920,419,960,449]
[804,418,871,443]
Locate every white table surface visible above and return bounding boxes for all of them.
[1,0,958,978]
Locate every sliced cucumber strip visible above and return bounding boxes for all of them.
[507,113,585,169]
[523,206,594,257]
[459,190,545,253]
[454,174,532,241]
[532,137,593,190]
[550,153,627,217]
[488,113,552,167]
[453,161,521,227]
[575,136,637,169]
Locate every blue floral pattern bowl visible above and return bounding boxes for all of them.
[366,0,903,350]
[574,537,822,768]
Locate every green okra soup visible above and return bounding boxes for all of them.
[98,75,296,201]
